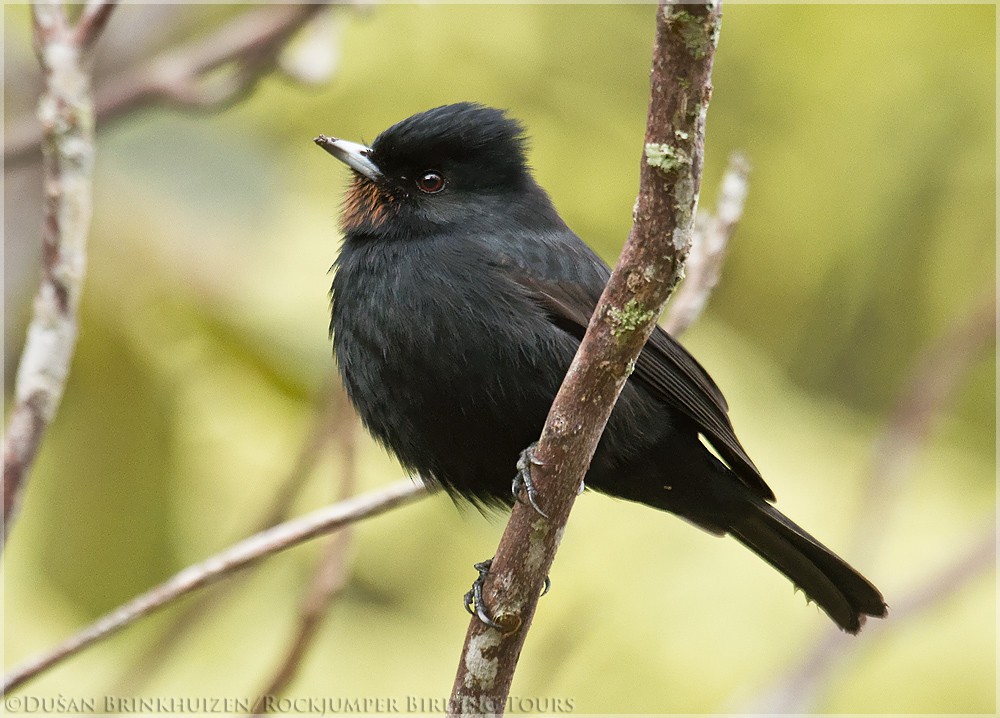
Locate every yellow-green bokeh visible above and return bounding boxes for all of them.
[3,4,994,714]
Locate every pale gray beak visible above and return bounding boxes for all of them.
[314,135,381,181]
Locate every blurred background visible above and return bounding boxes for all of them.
[3,3,995,714]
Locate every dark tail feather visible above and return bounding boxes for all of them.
[727,500,887,633]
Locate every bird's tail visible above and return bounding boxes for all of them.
[726,498,887,633]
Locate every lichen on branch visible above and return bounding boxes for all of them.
[448,1,724,714]
[2,1,114,549]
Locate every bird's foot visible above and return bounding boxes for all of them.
[463,558,552,629]
[463,559,500,628]
[512,442,548,517]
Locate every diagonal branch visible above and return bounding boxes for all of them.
[3,477,432,694]
[251,408,362,713]
[5,3,328,166]
[448,1,723,714]
[111,385,348,692]
[3,0,116,549]
[743,292,997,713]
[851,293,996,554]
[73,0,118,51]
[745,519,995,713]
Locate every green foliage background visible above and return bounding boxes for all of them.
[4,3,995,714]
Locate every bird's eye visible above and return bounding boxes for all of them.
[416,171,445,194]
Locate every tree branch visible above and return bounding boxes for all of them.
[745,519,995,713]
[742,292,997,713]
[3,1,338,548]
[110,385,349,692]
[5,3,328,166]
[3,0,116,549]
[448,2,722,714]
[851,293,996,554]
[663,152,749,335]
[3,477,432,694]
[73,0,118,52]
[251,409,362,713]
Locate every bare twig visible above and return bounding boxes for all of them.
[5,3,328,166]
[3,0,116,549]
[113,386,348,691]
[886,520,995,622]
[278,5,343,85]
[852,293,996,553]
[448,2,722,714]
[663,152,750,335]
[252,531,354,715]
[745,520,996,713]
[73,0,118,51]
[3,477,432,694]
[260,386,352,529]
[742,293,996,713]
[252,408,362,713]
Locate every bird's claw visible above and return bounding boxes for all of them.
[512,443,548,517]
[463,558,552,629]
[463,559,501,629]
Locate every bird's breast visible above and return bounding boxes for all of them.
[332,234,567,413]
[330,234,575,500]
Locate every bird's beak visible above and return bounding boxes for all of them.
[314,135,382,181]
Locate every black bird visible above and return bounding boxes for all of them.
[316,102,887,633]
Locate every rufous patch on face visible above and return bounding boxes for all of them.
[341,176,399,234]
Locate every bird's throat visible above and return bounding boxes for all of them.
[341,176,399,235]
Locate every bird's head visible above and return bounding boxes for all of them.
[316,103,552,238]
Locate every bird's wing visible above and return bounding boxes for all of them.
[502,239,773,502]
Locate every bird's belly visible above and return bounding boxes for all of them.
[335,303,571,508]
[332,258,675,509]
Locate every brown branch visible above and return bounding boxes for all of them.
[3,477,432,694]
[742,293,996,713]
[251,408,362,713]
[252,531,354,715]
[73,0,118,51]
[111,385,348,692]
[852,292,996,553]
[745,519,996,713]
[3,0,116,549]
[663,152,750,335]
[5,3,327,166]
[448,1,722,714]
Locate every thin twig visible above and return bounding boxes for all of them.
[73,0,118,52]
[663,152,750,336]
[5,3,328,166]
[252,408,362,713]
[112,385,348,692]
[887,521,995,622]
[252,532,354,715]
[448,2,723,714]
[3,477,432,694]
[852,293,996,554]
[745,520,996,713]
[742,293,996,713]
[3,0,116,549]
